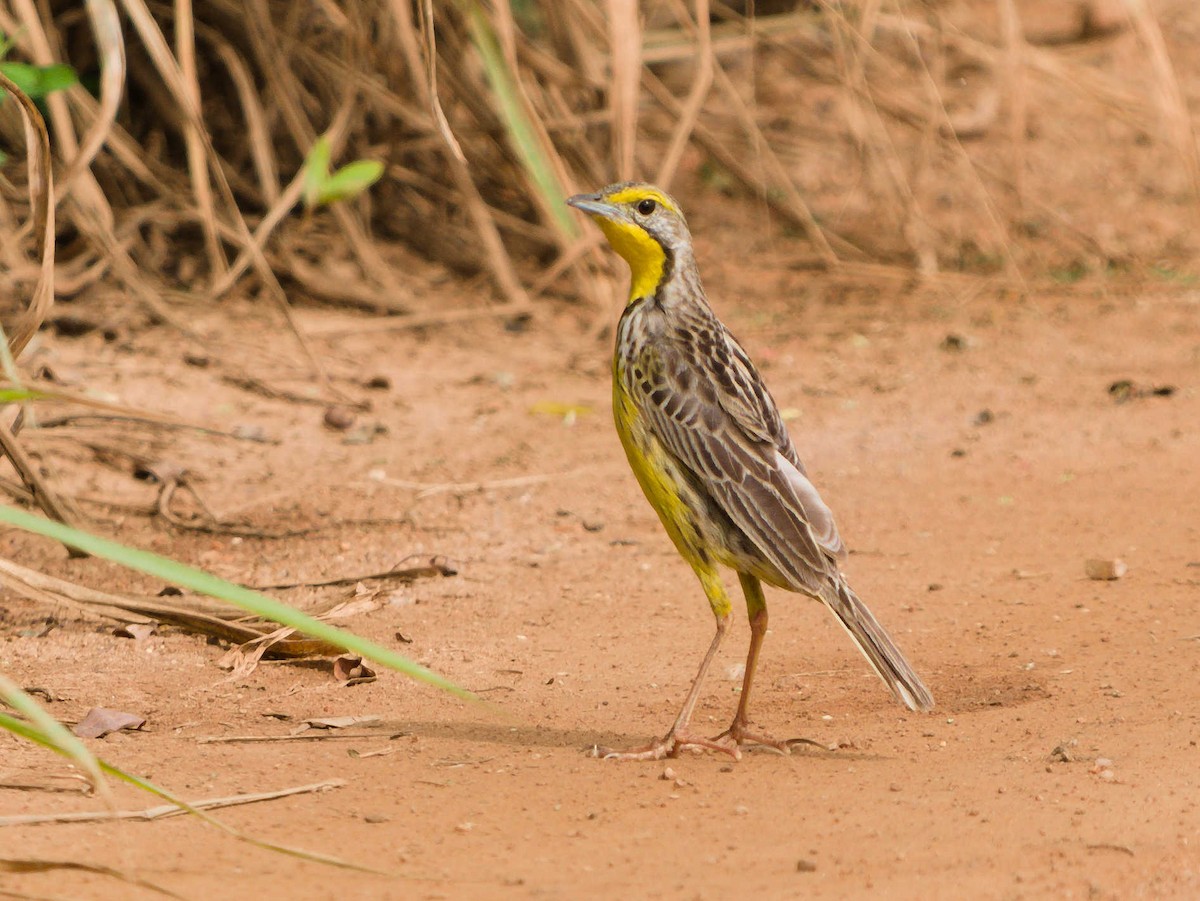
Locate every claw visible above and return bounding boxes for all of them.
[591,733,742,761]
[710,720,827,755]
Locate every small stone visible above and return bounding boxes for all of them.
[888,783,902,792]
[183,351,210,368]
[581,519,605,532]
[363,813,390,824]
[364,374,392,390]
[1084,558,1127,581]
[323,406,356,431]
[660,767,677,781]
[796,859,817,873]
[1049,744,1073,763]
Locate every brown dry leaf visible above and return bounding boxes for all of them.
[72,707,146,739]
[333,655,377,685]
[114,622,158,641]
[217,624,298,676]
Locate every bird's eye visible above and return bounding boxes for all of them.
[636,198,657,216]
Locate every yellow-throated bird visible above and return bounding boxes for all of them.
[568,182,933,761]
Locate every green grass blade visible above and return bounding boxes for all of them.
[0,674,109,797]
[459,1,578,240]
[0,505,475,701]
[0,711,381,872]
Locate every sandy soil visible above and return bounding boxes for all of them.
[1,256,1198,899]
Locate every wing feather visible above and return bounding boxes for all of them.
[628,321,847,590]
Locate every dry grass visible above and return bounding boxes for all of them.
[0,0,1198,335]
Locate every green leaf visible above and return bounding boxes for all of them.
[0,504,477,701]
[0,61,77,100]
[35,63,76,93]
[302,135,332,209]
[318,159,384,205]
[460,2,577,240]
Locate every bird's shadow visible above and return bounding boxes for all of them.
[392,719,889,762]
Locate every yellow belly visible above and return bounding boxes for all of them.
[612,368,708,564]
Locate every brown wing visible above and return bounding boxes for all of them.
[627,323,846,594]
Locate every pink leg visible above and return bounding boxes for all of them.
[597,613,742,761]
[711,574,824,754]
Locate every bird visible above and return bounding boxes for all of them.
[566,182,934,761]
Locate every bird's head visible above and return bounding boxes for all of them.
[567,182,691,302]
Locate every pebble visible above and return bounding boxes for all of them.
[323,405,356,431]
[1085,558,1127,581]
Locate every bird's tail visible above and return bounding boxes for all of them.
[819,578,934,712]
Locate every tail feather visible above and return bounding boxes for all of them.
[819,578,934,712]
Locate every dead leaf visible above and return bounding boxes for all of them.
[217,624,298,677]
[348,747,396,759]
[73,707,146,739]
[333,655,377,685]
[114,622,158,641]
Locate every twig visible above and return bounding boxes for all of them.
[607,0,640,180]
[375,471,577,499]
[0,780,346,826]
[0,420,86,557]
[394,0,530,308]
[656,0,712,189]
[33,413,281,444]
[0,69,55,361]
[252,555,457,591]
[0,557,344,656]
[197,732,391,744]
[219,375,368,410]
[306,302,531,336]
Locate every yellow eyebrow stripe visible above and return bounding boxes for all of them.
[605,186,680,215]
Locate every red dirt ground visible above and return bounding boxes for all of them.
[2,254,1198,898]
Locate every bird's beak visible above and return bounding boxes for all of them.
[566,193,621,222]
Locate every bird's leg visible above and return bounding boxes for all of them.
[728,579,768,737]
[599,568,742,761]
[711,573,816,754]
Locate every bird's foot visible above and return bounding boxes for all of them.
[711,719,828,756]
[591,732,742,762]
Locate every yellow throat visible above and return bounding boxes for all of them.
[593,216,667,303]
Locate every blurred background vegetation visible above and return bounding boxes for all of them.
[2,0,1198,341]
